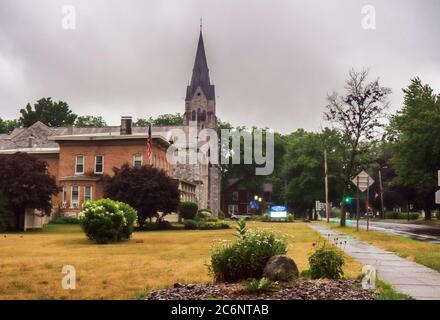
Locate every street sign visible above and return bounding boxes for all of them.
[315,201,324,211]
[270,205,287,218]
[436,190,440,205]
[352,171,374,192]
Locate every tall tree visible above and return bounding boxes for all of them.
[75,115,107,127]
[135,113,183,126]
[283,128,345,216]
[324,69,391,226]
[104,164,180,227]
[0,118,21,134]
[20,97,77,127]
[389,78,440,220]
[0,153,59,230]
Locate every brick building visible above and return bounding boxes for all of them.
[0,28,221,220]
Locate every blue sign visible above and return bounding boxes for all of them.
[249,200,260,210]
[270,205,287,218]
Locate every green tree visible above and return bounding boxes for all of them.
[135,113,183,126]
[0,118,21,134]
[283,128,345,216]
[324,69,391,226]
[389,78,440,220]
[19,97,77,127]
[75,115,107,127]
[0,153,59,230]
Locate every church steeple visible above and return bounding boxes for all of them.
[185,29,215,101]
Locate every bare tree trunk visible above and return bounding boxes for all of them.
[424,207,432,220]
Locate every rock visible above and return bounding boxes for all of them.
[262,255,299,282]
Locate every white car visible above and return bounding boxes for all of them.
[230,214,251,220]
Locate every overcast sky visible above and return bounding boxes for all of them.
[0,0,439,133]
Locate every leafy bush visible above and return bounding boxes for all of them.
[210,222,287,282]
[48,216,79,224]
[0,195,13,232]
[287,213,294,222]
[309,244,345,279]
[184,219,229,230]
[250,215,262,221]
[217,210,225,220]
[262,213,270,221]
[241,278,275,294]
[78,198,137,244]
[384,212,419,220]
[179,202,198,220]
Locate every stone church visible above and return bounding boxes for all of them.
[159,28,221,214]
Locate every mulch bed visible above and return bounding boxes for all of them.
[147,279,373,300]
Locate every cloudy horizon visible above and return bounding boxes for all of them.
[1,0,439,133]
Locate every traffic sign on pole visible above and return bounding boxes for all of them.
[352,171,374,192]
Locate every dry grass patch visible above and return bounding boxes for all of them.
[0,222,362,300]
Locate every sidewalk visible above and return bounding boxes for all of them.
[308,223,440,300]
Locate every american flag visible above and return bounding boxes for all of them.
[147,124,152,163]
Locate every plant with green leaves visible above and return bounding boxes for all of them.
[235,218,247,240]
[210,228,287,282]
[241,278,275,294]
[78,198,137,244]
[309,243,345,279]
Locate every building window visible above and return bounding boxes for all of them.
[75,155,84,174]
[228,204,239,215]
[71,186,79,208]
[95,155,104,174]
[232,191,239,202]
[133,154,143,169]
[62,186,67,207]
[84,186,93,202]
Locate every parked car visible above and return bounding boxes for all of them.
[230,214,251,220]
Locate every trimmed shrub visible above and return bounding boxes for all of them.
[0,195,13,232]
[218,210,225,220]
[384,212,419,220]
[210,228,287,282]
[287,213,295,222]
[141,220,174,231]
[179,202,198,220]
[48,216,79,224]
[78,198,137,244]
[184,219,229,230]
[309,244,345,279]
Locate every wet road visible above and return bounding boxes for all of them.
[329,218,440,244]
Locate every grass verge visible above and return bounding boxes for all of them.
[322,222,440,273]
[374,281,414,300]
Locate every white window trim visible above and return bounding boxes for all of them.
[84,186,93,202]
[71,185,80,209]
[133,154,143,168]
[75,155,85,175]
[94,155,104,174]
[62,186,67,207]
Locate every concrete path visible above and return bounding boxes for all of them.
[308,223,440,300]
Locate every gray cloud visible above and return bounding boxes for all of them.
[0,0,439,133]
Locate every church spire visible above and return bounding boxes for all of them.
[186,27,215,101]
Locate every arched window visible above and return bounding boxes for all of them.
[191,110,196,121]
[202,110,206,121]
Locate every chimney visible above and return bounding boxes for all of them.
[28,136,35,148]
[120,116,133,135]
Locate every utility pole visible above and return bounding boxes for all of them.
[378,168,385,219]
[366,176,370,232]
[324,149,330,223]
[356,176,360,232]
